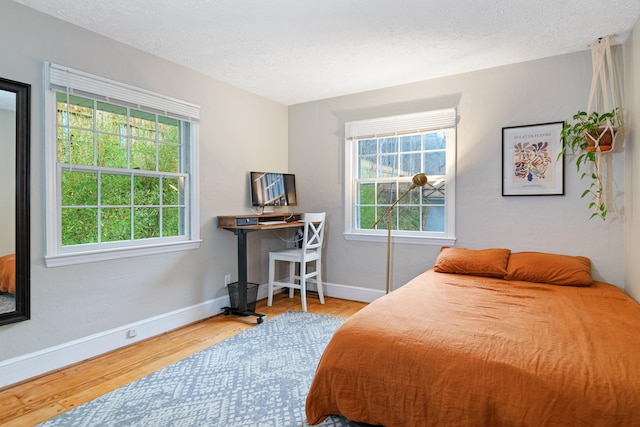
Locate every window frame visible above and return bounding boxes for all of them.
[44,63,201,267]
[343,110,457,246]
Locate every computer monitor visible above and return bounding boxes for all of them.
[249,171,297,207]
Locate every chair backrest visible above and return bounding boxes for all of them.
[301,212,326,253]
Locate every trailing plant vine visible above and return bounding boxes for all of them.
[558,109,621,220]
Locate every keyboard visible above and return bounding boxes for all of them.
[260,220,287,225]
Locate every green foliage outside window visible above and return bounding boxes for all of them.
[356,131,447,233]
[57,93,186,246]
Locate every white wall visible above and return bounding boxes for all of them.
[624,19,640,302]
[0,2,288,363]
[289,50,626,293]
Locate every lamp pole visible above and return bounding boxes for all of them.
[372,173,428,294]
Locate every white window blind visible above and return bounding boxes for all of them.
[345,108,456,140]
[48,62,200,122]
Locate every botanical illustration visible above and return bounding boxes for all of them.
[513,141,551,182]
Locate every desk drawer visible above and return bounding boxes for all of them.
[236,217,258,226]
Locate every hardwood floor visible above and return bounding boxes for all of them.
[0,293,367,427]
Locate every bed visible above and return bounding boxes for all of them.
[306,248,640,426]
[0,253,16,294]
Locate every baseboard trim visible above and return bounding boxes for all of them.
[0,297,229,388]
[0,282,380,388]
[315,281,384,303]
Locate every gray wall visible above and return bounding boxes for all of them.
[0,109,15,255]
[289,50,627,294]
[624,19,640,302]
[0,2,288,360]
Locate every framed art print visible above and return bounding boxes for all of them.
[502,121,564,196]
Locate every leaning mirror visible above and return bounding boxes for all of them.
[0,77,30,325]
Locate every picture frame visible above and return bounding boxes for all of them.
[502,121,565,196]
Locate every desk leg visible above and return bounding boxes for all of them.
[237,229,248,312]
[221,228,265,324]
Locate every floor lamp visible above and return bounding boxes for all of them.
[372,173,429,294]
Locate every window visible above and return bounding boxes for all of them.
[45,63,201,266]
[344,109,456,245]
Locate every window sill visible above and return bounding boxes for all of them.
[45,240,202,267]
[343,232,456,246]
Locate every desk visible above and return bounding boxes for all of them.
[217,213,303,323]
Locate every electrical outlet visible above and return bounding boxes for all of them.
[127,329,137,338]
[224,274,232,285]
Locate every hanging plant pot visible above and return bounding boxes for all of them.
[585,126,619,152]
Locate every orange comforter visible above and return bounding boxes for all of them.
[306,270,640,426]
[0,254,16,294]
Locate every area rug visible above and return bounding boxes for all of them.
[38,311,357,427]
[0,293,15,313]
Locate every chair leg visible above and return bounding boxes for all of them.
[267,257,275,307]
[300,261,307,312]
[316,259,325,305]
[288,261,295,299]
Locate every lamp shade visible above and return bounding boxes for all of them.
[412,173,428,188]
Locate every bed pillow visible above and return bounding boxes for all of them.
[504,252,592,286]
[434,247,511,277]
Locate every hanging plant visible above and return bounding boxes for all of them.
[560,35,624,221]
[559,108,621,220]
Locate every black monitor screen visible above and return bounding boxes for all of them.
[250,172,297,207]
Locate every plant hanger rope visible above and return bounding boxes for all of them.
[559,35,623,220]
[585,35,622,215]
[586,35,621,151]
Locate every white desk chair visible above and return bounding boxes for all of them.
[267,212,326,312]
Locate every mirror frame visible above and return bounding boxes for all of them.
[0,77,30,326]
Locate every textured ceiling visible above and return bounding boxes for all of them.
[11,0,640,105]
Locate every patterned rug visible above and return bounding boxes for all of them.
[0,293,15,313]
[38,311,357,427]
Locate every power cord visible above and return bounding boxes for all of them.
[271,227,304,245]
